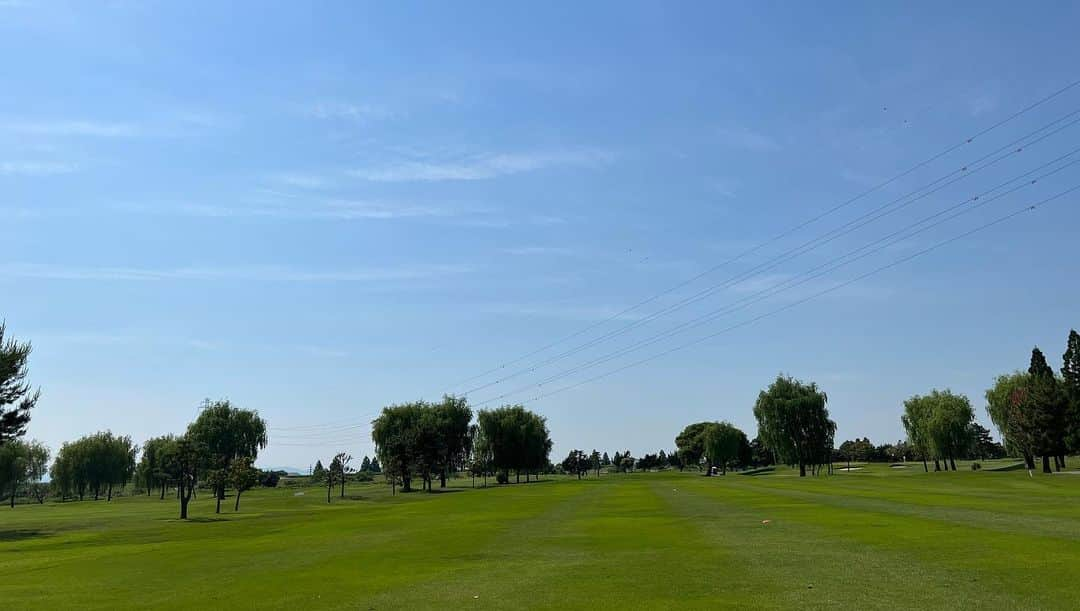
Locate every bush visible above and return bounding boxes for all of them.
[261,471,280,487]
[971,462,982,471]
[496,470,509,485]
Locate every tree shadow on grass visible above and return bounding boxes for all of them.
[179,516,230,523]
[0,529,50,542]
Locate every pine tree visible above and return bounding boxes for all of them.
[360,455,372,472]
[1062,330,1080,456]
[312,459,326,482]
[1029,347,1067,472]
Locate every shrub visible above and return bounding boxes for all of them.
[496,470,509,485]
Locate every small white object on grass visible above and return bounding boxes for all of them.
[294,491,305,496]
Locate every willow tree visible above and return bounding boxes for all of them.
[753,375,835,477]
[186,399,268,513]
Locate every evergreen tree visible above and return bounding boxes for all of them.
[0,323,40,445]
[1062,329,1080,455]
[360,455,372,472]
[312,459,326,482]
[370,456,381,473]
[601,451,610,466]
[1029,347,1067,472]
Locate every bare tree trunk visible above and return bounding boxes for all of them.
[1043,455,1052,474]
[922,458,928,472]
[234,490,242,511]
[949,456,957,471]
[1024,453,1035,470]
[799,462,806,477]
[933,459,941,472]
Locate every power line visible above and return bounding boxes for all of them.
[473,167,1080,407]
[510,185,1078,407]
[443,79,1080,394]
[459,106,1080,396]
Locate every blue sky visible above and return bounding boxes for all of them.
[3,1,1079,469]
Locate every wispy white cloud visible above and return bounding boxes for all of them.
[114,197,486,222]
[268,172,334,190]
[715,126,781,152]
[0,161,78,176]
[501,246,576,256]
[0,119,141,138]
[0,262,475,282]
[306,101,394,122]
[350,149,615,182]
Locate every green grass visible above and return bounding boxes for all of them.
[3,466,1080,609]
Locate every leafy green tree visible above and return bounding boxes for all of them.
[476,405,552,484]
[0,322,39,445]
[136,435,176,499]
[926,391,975,471]
[186,399,268,513]
[0,438,49,507]
[674,423,710,471]
[985,371,1038,468]
[172,437,202,519]
[562,449,589,479]
[753,375,836,477]
[433,395,472,488]
[333,452,353,499]
[703,422,745,475]
[372,402,424,493]
[229,456,260,511]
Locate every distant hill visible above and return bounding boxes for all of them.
[261,466,307,476]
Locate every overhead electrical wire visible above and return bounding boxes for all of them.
[472,159,1080,406]
[443,79,1080,395]
[458,106,1080,396]
[505,184,1079,407]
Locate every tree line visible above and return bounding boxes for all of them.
[370,398,553,493]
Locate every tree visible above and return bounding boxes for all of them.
[172,437,202,520]
[432,395,472,488]
[333,452,353,499]
[0,439,49,507]
[369,457,381,473]
[601,451,611,466]
[372,402,424,493]
[969,423,1006,459]
[703,422,745,475]
[562,449,589,479]
[360,455,372,472]
[0,322,39,445]
[476,405,552,484]
[985,371,1038,468]
[1028,347,1067,472]
[754,375,835,477]
[312,460,327,482]
[49,432,136,501]
[137,435,176,499]
[903,390,974,471]
[925,391,975,471]
[590,450,602,477]
[186,399,268,513]
[674,423,710,471]
[1062,329,1080,455]
[229,456,260,511]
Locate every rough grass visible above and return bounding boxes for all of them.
[2,464,1080,609]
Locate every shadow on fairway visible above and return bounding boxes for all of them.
[0,529,50,542]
